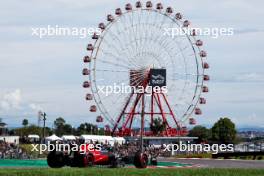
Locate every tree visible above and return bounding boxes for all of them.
[188,125,210,143]
[150,117,166,135]
[22,119,29,127]
[54,117,66,136]
[211,117,236,144]
[76,123,97,135]
[63,124,73,135]
[54,117,65,128]
[14,125,51,137]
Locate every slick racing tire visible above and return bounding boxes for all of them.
[72,153,89,167]
[134,152,148,169]
[87,153,94,167]
[47,151,66,168]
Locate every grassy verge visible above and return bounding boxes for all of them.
[0,168,264,176]
[19,144,47,158]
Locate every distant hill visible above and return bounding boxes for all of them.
[237,127,264,132]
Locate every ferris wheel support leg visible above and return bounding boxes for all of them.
[153,93,170,129]
[161,93,181,129]
[140,92,145,152]
[128,95,141,129]
[112,93,134,135]
[150,93,154,126]
[122,93,143,130]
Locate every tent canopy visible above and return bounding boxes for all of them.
[28,134,40,139]
[80,135,114,141]
[45,134,62,141]
[80,135,125,145]
[62,135,76,140]
[80,135,114,144]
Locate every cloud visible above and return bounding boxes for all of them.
[235,28,264,35]
[0,89,43,115]
[29,103,43,111]
[0,89,22,111]
[234,72,264,82]
[213,72,264,83]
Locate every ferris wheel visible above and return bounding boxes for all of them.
[82,1,209,137]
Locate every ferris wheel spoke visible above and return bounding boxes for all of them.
[120,15,136,56]
[117,35,163,68]
[158,36,191,61]
[119,14,139,62]
[99,39,141,68]
[106,26,141,68]
[150,14,176,49]
[106,31,133,62]
[151,19,191,68]
[101,27,142,69]
[163,42,191,74]
[145,11,158,54]
[99,48,141,69]
[96,58,131,69]
[115,15,136,58]
[139,19,154,56]
[144,9,166,47]
[134,9,143,58]
[95,69,128,73]
[107,30,142,69]
[139,12,150,55]
[112,20,136,64]
[130,74,147,87]
[129,11,140,57]
[138,32,180,66]
[122,36,173,67]
[172,73,200,77]
[99,42,126,62]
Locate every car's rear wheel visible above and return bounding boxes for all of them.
[134,152,148,168]
[87,154,94,167]
[47,151,66,168]
[151,157,158,166]
[71,152,88,167]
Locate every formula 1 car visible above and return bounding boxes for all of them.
[47,144,150,168]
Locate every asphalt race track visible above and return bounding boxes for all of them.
[159,157,264,168]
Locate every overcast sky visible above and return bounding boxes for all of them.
[0,0,263,128]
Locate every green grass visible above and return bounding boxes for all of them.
[0,168,263,176]
[19,144,47,158]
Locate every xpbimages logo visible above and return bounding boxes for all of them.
[163,27,234,39]
[163,141,234,154]
[97,83,168,96]
[31,142,102,154]
[31,25,101,39]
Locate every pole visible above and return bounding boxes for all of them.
[140,93,145,152]
[42,112,46,144]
